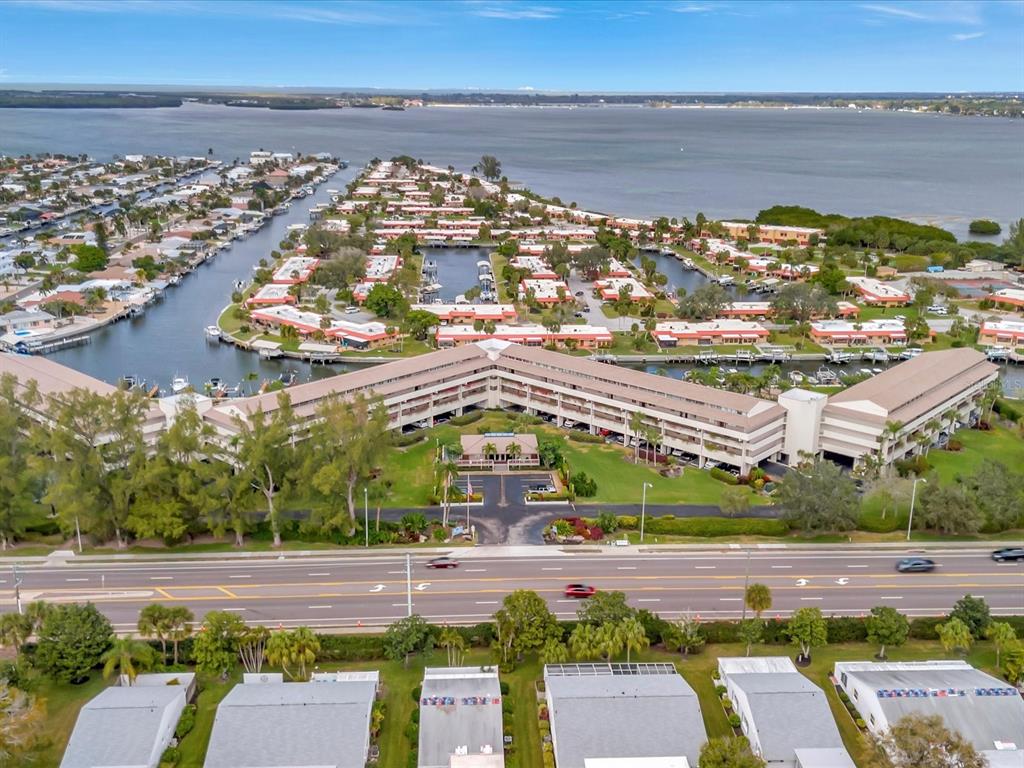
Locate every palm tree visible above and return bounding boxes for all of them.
[620,617,649,663]
[137,604,172,663]
[439,625,466,667]
[266,630,295,679]
[0,614,32,659]
[166,607,194,665]
[289,627,320,681]
[595,623,624,662]
[629,411,644,464]
[101,636,157,686]
[569,623,600,660]
[507,442,522,463]
[745,583,772,618]
[882,419,903,462]
[482,442,498,460]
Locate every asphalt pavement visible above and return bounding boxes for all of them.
[3,546,1020,632]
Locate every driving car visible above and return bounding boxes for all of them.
[564,584,597,598]
[426,556,459,569]
[896,557,935,573]
[991,547,1024,562]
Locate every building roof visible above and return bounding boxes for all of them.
[825,348,998,425]
[61,684,186,768]
[722,666,847,762]
[203,678,377,768]
[418,667,504,768]
[460,433,538,456]
[0,352,117,400]
[836,661,1024,751]
[544,664,706,768]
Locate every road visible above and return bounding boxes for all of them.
[2,547,1020,632]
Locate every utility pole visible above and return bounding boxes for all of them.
[640,482,652,543]
[907,477,926,541]
[406,553,412,617]
[13,564,23,615]
[364,486,369,548]
[75,516,83,554]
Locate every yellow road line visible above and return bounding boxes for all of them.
[216,586,238,598]
[155,587,174,600]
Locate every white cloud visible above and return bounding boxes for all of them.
[518,85,536,91]
[859,1,985,25]
[951,30,984,39]
[472,5,559,19]
[672,2,714,12]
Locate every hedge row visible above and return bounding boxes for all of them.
[449,410,485,426]
[632,515,789,538]
[709,467,740,485]
[568,432,605,444]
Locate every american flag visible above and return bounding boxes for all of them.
[466,478,473,499]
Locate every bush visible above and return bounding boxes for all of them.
[317,635,387,661]
[994,399,1022,422]
[715,685,727,696]
[721,697,733,711]
[175,704,196,740]
[571,472,598,497]
[710,467,739,485]
[642,515,789,537]
[394,431,427,447]
[568,431,604,444]
[161,746,181,766]
[968,219,1001,236]
[404,721,419,742]
[728,713,741,728]
[855,718,866,729]
[412,685,422,703]
[500,681,510,696]
[411,708,420,724]
[449,410,484,426]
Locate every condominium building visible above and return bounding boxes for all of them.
[846,276,910,305]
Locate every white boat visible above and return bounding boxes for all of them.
[828,350,855,364]
[204,325,221,340]
[170,375,190,394]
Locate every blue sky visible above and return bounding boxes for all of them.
[1,0,1021,91]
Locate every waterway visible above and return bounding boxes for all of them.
[430,247,492,301]
[48,170,360,392]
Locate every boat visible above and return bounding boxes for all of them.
[204,325,221,340]
[986,346,1010,361]
[900,347,924,360]
[278,371,297,386]
[170,375,190,394]
[220,383,241,397]
[717,275,735,287]
[816,366,839,384]
[204,377,224,394]
[118,374,146,391]
[788,371,805,385]
[827,350,855,364]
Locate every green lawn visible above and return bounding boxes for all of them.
[35,674,109,766]
[178,674,237,767]
[928,426,1024,483]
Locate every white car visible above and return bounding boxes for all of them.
[927,305,948,315]
[344,306,360,314]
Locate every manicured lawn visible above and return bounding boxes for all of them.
[177,673,237,767]
[560,439,767,507]
[35,674,109,766]
[928,426,1024,483]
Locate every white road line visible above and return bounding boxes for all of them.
[719,598,742,602]
[556,599,577,603]
[800,597,824,601]
[308,572,331,577]
[617,566,637,571]
[771,565,792,569]
[694,566,716,570]
[541,567,562,571]
[847,565,869,568]
[880,596,903,600]
[307,605,332,609]
[149,576,174,581]
[387,571,406,575]
[224,607,246,611]
[465,569,487,572]
[228,575,251,579]
[637,598,661,603]
[474,601,499,605]
[392,603,410,607]
[65,578,89,582]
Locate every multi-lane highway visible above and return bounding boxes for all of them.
[2,547,1020,632]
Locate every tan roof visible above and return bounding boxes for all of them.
[826,348,997,424]
[0,353,117,400]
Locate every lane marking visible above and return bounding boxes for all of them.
[475,601,499,605]
[465,569,487,573]
[694,566,716,570]
[217,586,237,598]
[541,568,562,571]
[155,587,174,600]
[617,567,637,571]
[392,603,410,607]
[308,605,333,609]
[65,578,89,582]
[847,565,869,569]
[800,597,823,601]
[308,572,330,577]
[228,575,251,579]
[719,598,742,602]
[224,607,246,612]
[880,596,903,600]
[771,565,792,569]
[387,571,405,575]
[637,598,661,603]
[149,576,173,581]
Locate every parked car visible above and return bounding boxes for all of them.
[926,305,948,315]
[896,557,935,573]
[574,291,585,297]
[564,584,596,598]
[991,547,1024,562]
[529,483,556,494]
[344,306,360,314]
[426,556,459,569]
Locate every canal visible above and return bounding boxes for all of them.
[49,168,361,392]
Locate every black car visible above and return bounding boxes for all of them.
[992,547,1024,562]
[426,556,459,569]
[896,557,935,573]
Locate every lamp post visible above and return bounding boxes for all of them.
[907,477,926,541]
[364,486,369,548]
[640,482,653,543]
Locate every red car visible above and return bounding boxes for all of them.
[426,557,459,569]
[564,584,596,598]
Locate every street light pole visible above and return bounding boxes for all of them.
[907,477,926,541]
[13,565,22,615]
[75,516,83,554]
[740,549,751,621]
[364,486,369,548]
[406,553,413,617]
[640,482,652,543]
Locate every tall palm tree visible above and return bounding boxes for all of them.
[137,604,171,663]
[629,411,644,464]
[569,623,600,660]
[439,625,466,667]
[482,442,498,460]
[620,617,649,663]
[744,583,773,618]
[595,623,624,662]
[101,636,157,686]
[166,607,194,666]
[506,442,522,463]
[0,614,33,659]
[289,627,320,681]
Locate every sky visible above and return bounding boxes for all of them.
[0,0,1021,92]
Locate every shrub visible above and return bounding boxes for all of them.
[721,697,733,711]
[710,467,739,485]
[394,431,427,447]
[317,635,387,661]
[174,704,196,740]
[995,399,1022,422]
[161,746,181,766]
[412,685,422,703]
[411,708,420,724]
[571,471,598,497]
[728,713,741,728]
[449,410,484,426]
[855,718,866,729]
[404,721,419,742]
[568,431,604,444]
[642,515,789,537]
[968,219,1001,236]
[715,685,727,696]
[500,681,510,696]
